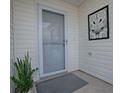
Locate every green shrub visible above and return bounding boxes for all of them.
[11,52,37,93]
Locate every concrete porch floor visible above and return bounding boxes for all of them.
[72,71,113,93]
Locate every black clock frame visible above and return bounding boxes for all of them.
[88,5,109,40]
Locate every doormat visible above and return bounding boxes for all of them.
[36,73,88,93]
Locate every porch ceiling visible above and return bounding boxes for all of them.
[63,0,85,6]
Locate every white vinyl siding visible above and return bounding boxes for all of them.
[79,0,113,84]
[13,0,79,80]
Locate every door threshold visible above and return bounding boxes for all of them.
[36,71,67,84]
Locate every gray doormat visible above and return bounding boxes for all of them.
[36,73,88,93]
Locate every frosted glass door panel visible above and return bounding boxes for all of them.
[42,10,65,74]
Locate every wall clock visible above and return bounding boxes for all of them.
[88,5,109,40]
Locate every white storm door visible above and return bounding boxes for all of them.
[42,9,66,75]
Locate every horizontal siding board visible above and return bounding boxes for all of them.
[80,64,112,78]
[81,55,112,61]
[80,60,113,71]
[81,66,112,83]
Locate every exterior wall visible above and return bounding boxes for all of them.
[13,0,79,81]
[12,1,113,92]
[78,0,113,84]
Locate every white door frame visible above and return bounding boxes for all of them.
[37,4,68,78]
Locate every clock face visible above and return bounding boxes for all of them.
[88,6,109,40]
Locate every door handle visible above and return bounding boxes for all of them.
[63,40,68,45]
[65,40,68,45]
